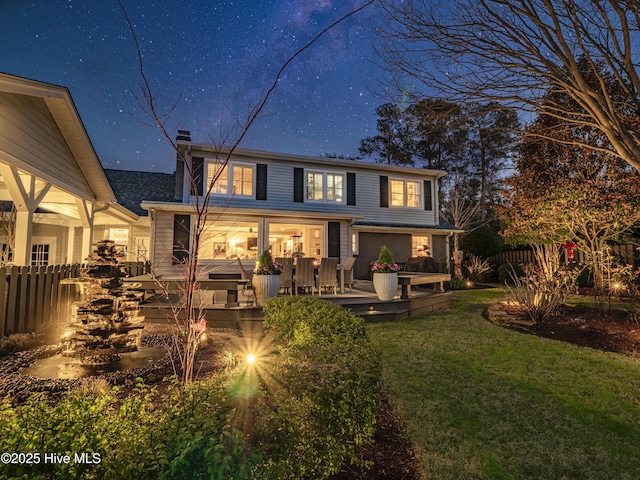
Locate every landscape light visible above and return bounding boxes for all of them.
[246,353,256,365]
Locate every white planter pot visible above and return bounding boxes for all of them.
[373,272,398,301]
[252,274,281,306]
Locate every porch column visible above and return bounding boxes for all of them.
[76,199,95,262]
[0,164,51,265]
[66,226,77,263]
[13,210,34,266]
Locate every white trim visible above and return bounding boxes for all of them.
[31,236,57,266]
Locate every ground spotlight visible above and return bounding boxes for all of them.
[246,353,256,365]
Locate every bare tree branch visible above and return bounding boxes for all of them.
[116,0,376,381]
[375,0,640,171]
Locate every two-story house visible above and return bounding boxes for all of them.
[141,133,456,280]
[0,74,456,279]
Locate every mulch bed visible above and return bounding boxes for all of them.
[529,303,640,358]
[331,395,421,480]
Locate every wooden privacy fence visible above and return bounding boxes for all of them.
[0,261,150,338]
[486,244,639,269]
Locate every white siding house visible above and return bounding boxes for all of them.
[142,135,457,280]
[0,73,139,265]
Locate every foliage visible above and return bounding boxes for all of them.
[459,222,504,259]
[371,245,400,273]
[0,378,260,479]
[261,296,380,478]
[262,296,368,347]
[154,379,261,480]
[499,59,640,294]
[358,103,413,166]
[253,249,283,275]
[463,254,493,284]
[497,263,525,285]
[504,245,569,322]
[506,265,565,323]
[374,0,640,172]
[447,275,467,290]
[0,333,42,358]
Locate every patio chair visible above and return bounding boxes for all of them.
[236,258,255,306]
[294,257,315,295]
[341,257,356,292]
[275,257,294,295]
[316,257,338,295]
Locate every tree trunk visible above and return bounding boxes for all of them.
[452,233,463,279]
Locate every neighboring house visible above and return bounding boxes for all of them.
[141,133,457,280]
[0,73,138,265]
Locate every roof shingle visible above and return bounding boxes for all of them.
[103,169,176,216]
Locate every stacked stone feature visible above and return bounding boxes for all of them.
[62,240,145,364]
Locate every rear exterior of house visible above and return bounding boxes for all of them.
[142,135,456,280]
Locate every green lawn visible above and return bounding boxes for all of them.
[367,287,640,480]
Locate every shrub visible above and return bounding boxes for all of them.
[498,263,525,285]
[0,378,258,480]
[0,297,380,480]
[260,296,380,478]
[464,254,493,283]
[262,296,368,347]
[447,276,467,290]
[371,245,400,273]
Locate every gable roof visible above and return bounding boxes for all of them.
[0,72,115,203]
[104,169,176,216]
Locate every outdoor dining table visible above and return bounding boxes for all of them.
[123,274,248,307]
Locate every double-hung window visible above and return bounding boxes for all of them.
[206,161,254,197]
[306,171,344,203]
[390,178,422,208]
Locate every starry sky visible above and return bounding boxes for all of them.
[0,0,387,173]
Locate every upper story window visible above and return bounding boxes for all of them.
[306,171,344,203]
[390,178,422,208]
[206,161,254,197]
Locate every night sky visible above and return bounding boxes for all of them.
[0,0,386,173]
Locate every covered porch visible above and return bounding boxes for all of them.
[0,74,138,265]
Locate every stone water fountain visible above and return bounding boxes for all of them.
[61,240,145,364]
[14,240,169,381]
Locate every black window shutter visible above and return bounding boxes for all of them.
[380,176,389,208]
[294,167,304,203]
[328,222,340,259]
[347,172,356,206]
[424,179,433,211]
[191,157,204,196]
[172,214,191,264]
[256,164,267,200]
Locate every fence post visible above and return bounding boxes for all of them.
[42,265,54,329]
[13,266,29,334]
[50,265,62,324]
[0,267,6,338]
[26,265,38,333]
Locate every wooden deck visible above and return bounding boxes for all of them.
[137,280,451,333]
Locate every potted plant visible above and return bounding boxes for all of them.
[252,250,283,306]
[371,245,400,301]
